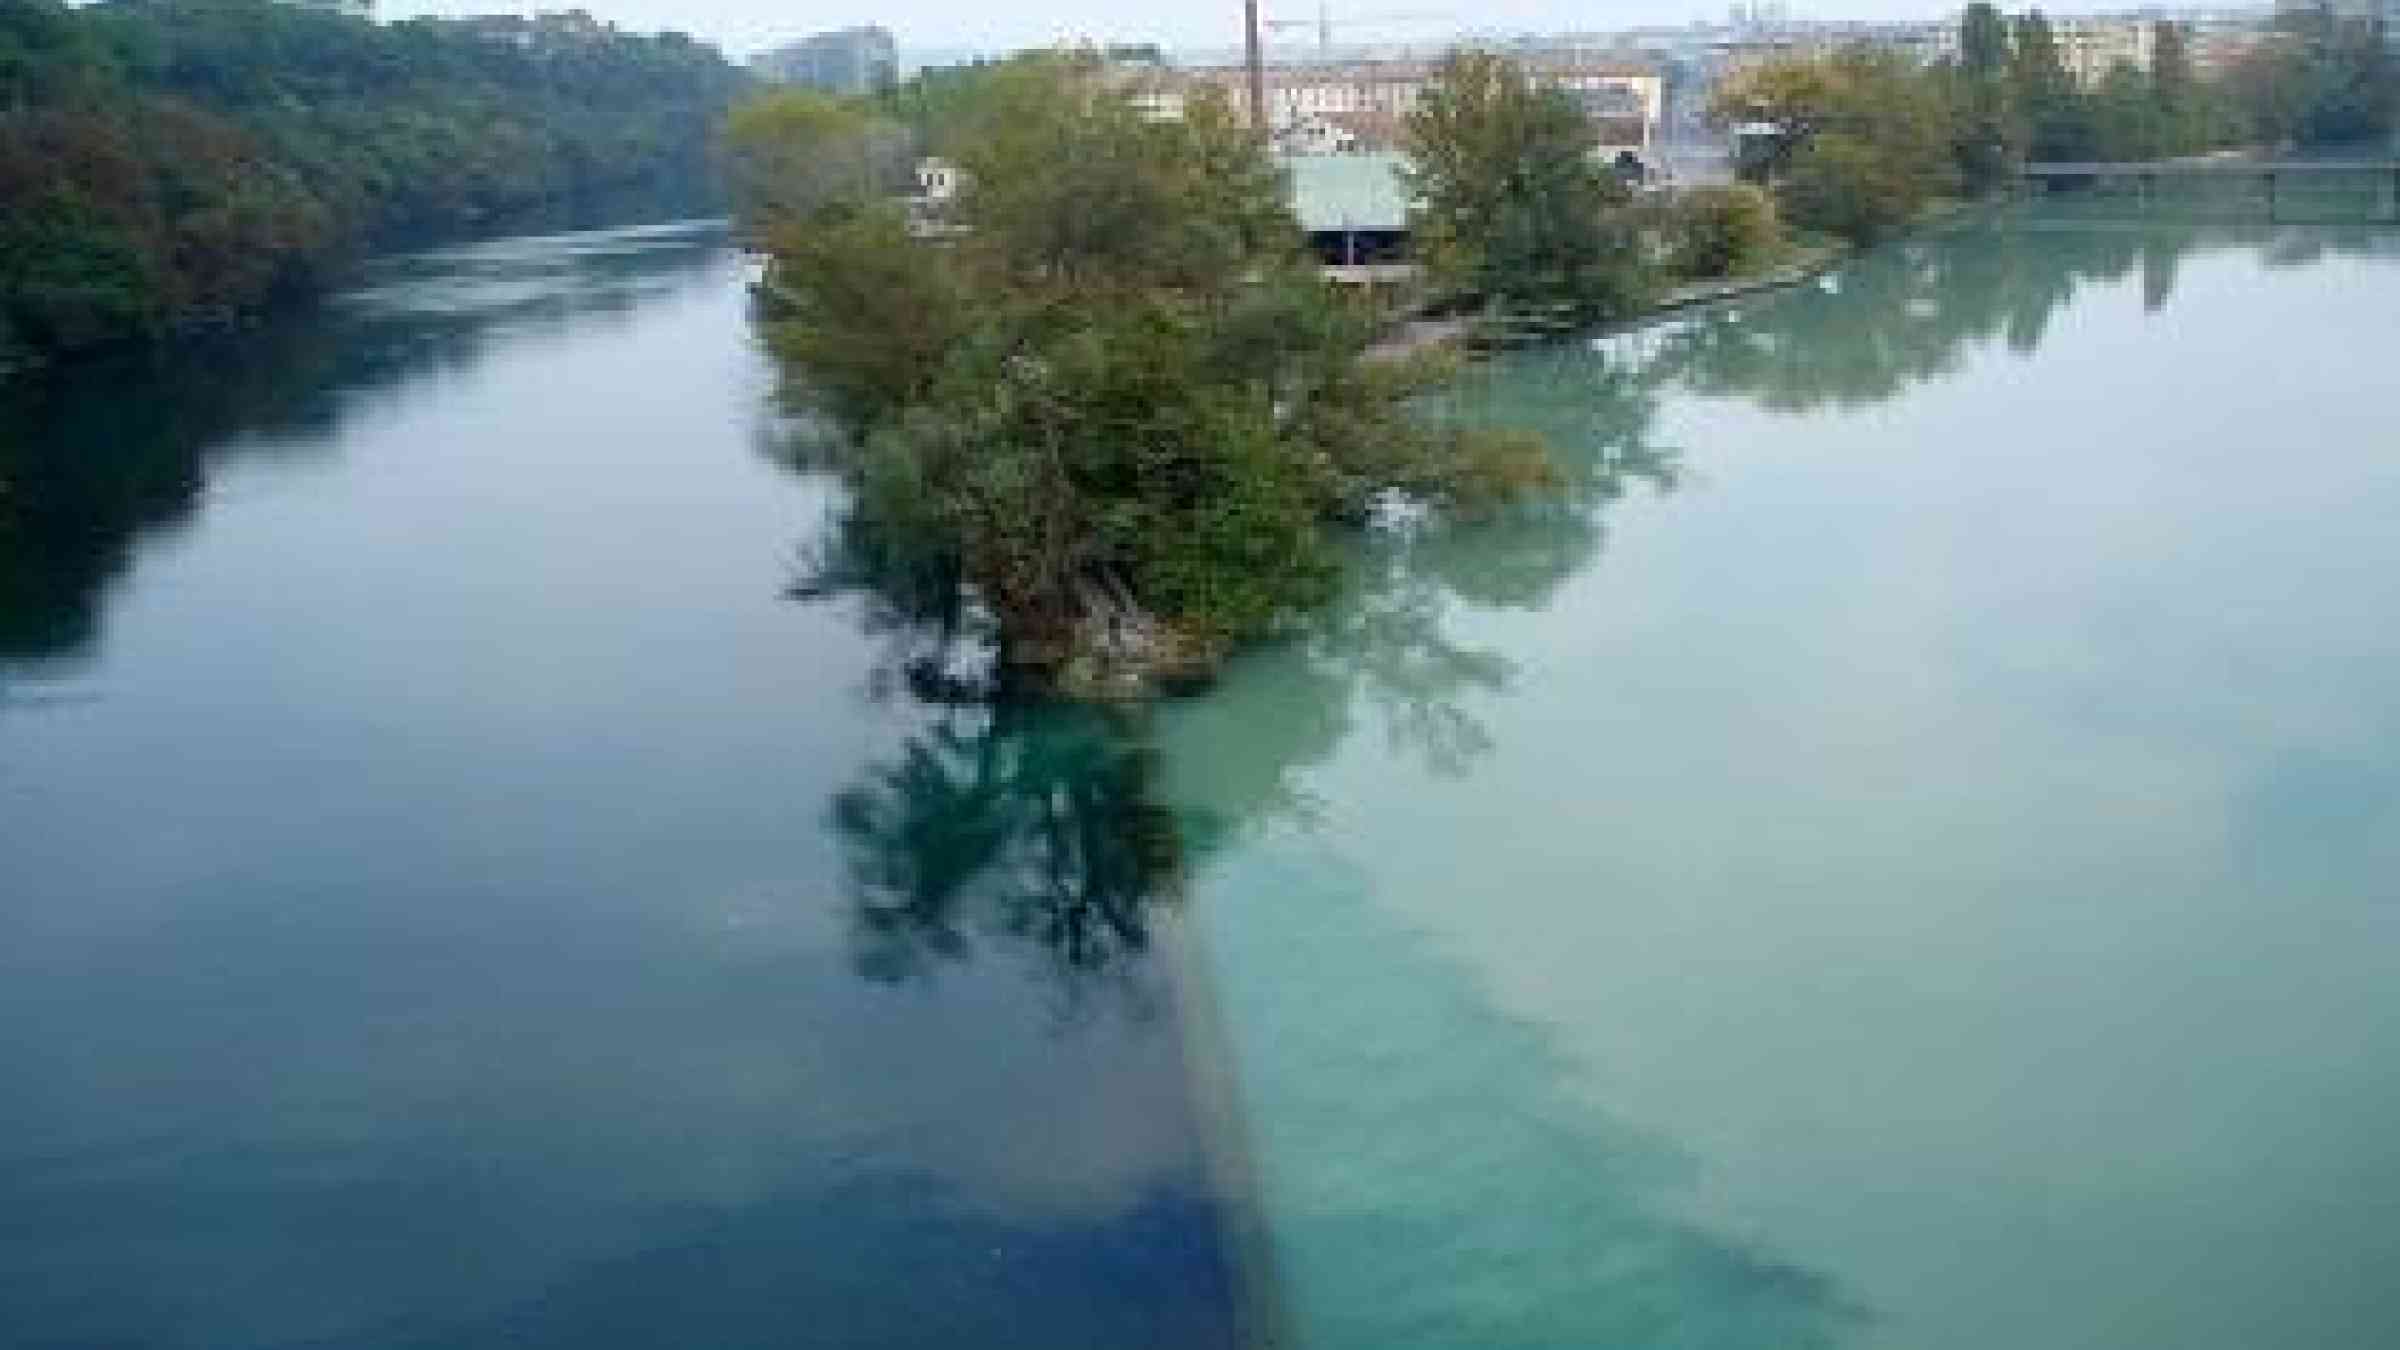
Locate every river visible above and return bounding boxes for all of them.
[0,225,1251,1349]
[3,213,2397,1348]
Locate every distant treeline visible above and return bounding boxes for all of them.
[0,0,747,370]
[1718,4,2397,246]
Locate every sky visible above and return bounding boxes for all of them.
[378,1,1983,63]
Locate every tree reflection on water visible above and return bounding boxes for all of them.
[1637,213,2397,412]
[783,212,2400,1015]
[798,349,1686,1010]
[0,225,725,681]
[777,213,2400,1345]
[830,702,1183,1017]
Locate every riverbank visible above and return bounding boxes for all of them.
[1648,240,1851,315]
[0,2,740,386]
[1075,242,1870,699]
[1,196,733,391]
[1369,196,2006,366]
[1477,241,1854,346]
[1363,239,1855,364]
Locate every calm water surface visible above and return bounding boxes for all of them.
[1166,215,2400,1348]
[0,224,1248,1349]
[3,212,2396,1349]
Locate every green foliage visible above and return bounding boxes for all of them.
[2008,10,2118,161]
[1658,185,1781,280]
[2231,9,2396,147]
[759,203,967,424]
[1717,48,1959,245]
[1712,7,2358,241]
[0,193,157,350]
[2152,19,2196,143]
[2088,62,2168,160]
[1946,3,2025,193]
[740,57,1554,685]
[1781,133,1919,245]
[720,88,911,234]
[1961,3,2011,81]
[1988,6,2392,163]
[944,65,1293,298]
[879,58,1010,159]
[1721,7,2385,229]
[1403,51,1652,322]
[2006,11,2075,146]
[0,0,745,363]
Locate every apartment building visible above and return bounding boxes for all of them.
[752,26,899,95]
[1164,58,1665,158]
[2050,18,2159,85]
[2276,0,2400,53]
[2185,17,2279,77]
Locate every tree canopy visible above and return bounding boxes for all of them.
[1402,51,1650,322]
[1714,47,1959,244]
[1,0,745,370]
[740,55,1553,696]
[1711,5,2397,245]
[2230,7,2396,148]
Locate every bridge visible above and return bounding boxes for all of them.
[2019,159,2400,220]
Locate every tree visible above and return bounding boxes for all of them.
[2227,8,2396,149]
[2007,11,2072,106]
[2151,20,2197,153]
[1403,50,1649,321]
[2090,62,2164,161]
[719,89,911,236]
[943,60,1291,298]
[1661,185,1779,279]
[2010,10,2098,160]
[1951,3,2024,192]
[1714,48,1959,245]
[742,56,1553,694]
[2,0,748,365]
[1962,3,2012,81]
[1713,54,1847,183]
[2299,15,2396,144]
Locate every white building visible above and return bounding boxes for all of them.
[2050,17,2158,86]
[1126,88,1187,123]
[1171,58,1666,159]
[1928,12,2178,87]
[2276,0,2400,53]
[915,158,963,205]
[1276,114,1363,155]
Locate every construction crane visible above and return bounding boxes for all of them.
[1261,4,1452,60]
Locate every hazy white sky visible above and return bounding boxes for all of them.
[380,1,1976,61]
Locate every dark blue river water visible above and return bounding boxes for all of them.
[0,224,1252,1350]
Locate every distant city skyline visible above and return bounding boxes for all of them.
[378,0,2250,61]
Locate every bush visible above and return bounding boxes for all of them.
[1664,185,1780,280]
[1781,132,1931,246]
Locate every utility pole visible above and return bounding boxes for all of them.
[1244,0,1267,135]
